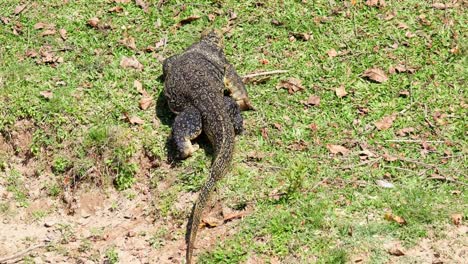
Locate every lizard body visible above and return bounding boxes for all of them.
[162,30,252,263]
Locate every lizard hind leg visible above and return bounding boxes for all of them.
[172,107,203,159]
[224,96,244,135]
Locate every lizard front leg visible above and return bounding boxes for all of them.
[223,96,244,135]
[172,106,203,159]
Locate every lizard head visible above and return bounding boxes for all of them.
[200,29,224,49]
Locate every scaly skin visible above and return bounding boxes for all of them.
[163,30,249,263]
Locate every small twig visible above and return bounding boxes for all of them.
[0,243,46,263]
[242,70,289,79]
[384,139,445,143]
[427,175,468,186]
[383,165,417,173]
[340,157,382,170]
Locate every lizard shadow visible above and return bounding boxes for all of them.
[155,79,214,167]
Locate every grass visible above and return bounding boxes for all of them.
[0,0,466,263]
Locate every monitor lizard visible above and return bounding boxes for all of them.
[162,29,253,263]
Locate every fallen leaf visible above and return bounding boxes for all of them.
[261,127,268,139]
[359,149,375,160]
[287,140,309,151]
[59,28,67,40]
[290,32,311,41]
[362,67,388,83]
[384,212,407,225]
[326,144,350,156]
[135,0,149,13]
[405,31,415,38]
[39,90,53,99]
[276,78,305,94]
[134,80,147,96]
[304,95,320,106]
[34,22,54,30]
[398,90,410,97]
[109,6,124,13]
[432,3,453,10]
[154,37,167,49]
[229,11,238,20]
[40,29,56,37]
[365,0,386,7]
[450,213,462,226]
[327,48,338,58]
[177,15,201,27]
[396,127,414,136]
[1,16,10,24]
[272,123,282,131]
[271,19,283,26]
[309,123,318,132]
[335,85,348,98]
[375,113,396,130]
[25,50,38,58]
[397,22,409,30]
[383,152,398,161]
[201,216,223,227]
[376,179,394,188]
[139,96,152,110]
[88,17,100,28]
[388,247,405,256]
[128,116,144,125]
[115,0,131,3]
[246,151,267,161]
[120,56,143,70]
[222,207,249,222]
[119,36,137,50]
[207,13,216,21]
[14,4,27,15]
[384,10,396,20]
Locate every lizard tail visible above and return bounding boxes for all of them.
[185,117,234,264]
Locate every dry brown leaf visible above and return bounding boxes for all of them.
[207,13,216,21]
[396,22,409,30]
[40,29,56,37]
[398,90,410,97]
[14,4,27,15]
[177,15,201,27]
[388,247,405,256]
[451,213,462,226]
[109,6,124,13]
[376,179,394,188]
[128,116,144,125]
[276,78,305,94]
[309,123,318,132]
[405,31,415,38]
[120,56,143,70]
[246,151,267,161]
[223,207,249,222]
[432,3,453,10]
[327,48,338,58]
[1,17,10,25]
[34,22,54,30]
[261,127,268,139]
[134,80,146,96]
[139,96,152,110]
[335,85,348,98]
[383,152,398,162]
[39,90,53,99]
[305,95,320,106]
[154,37,167,49]
[119,36,137,50]
[365,0,386,7]
[115,0,130,3]
[59,28,67,40]
[201,216,223,227]
[229,11,238,20]
[290,32,311,41]
[326,144,350,156]
[384,212,407,225]
[375,113,397,130]
[396,127,414,136]
[88,17,100,28]
[362,68,388,83]
[25,49,38,58]
[287,140,309,151]
[135,0,149,13]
